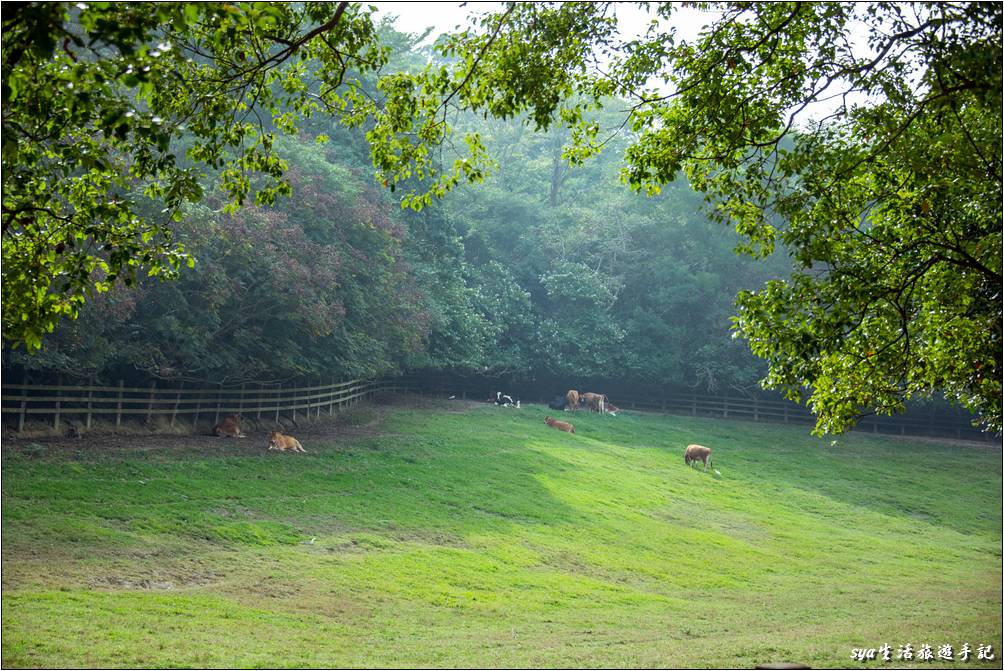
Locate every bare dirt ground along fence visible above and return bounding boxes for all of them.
[0,378,418,435]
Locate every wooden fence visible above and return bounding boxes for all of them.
[1,374,996,443]
[0,378,419,433]
[393,374,998,443]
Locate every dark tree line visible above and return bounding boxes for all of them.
[7,90,787,394]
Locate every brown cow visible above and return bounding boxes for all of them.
[565,389,580,411]
[684,443,713,470]
[545,416,576,434]
[604,402,621,416]
[268,431,306,453]
[213,413,246,438]
[580,392,607,413]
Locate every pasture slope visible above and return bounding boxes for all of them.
[2,398,1001,668]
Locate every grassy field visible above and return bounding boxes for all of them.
[2,398,1001,668]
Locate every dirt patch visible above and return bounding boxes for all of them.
[86,570,220,592]
[2,550,229,593]
[0,397,463,462]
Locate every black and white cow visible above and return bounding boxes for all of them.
[494,391,520,408]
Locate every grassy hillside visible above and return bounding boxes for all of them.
[2,399,1000,668]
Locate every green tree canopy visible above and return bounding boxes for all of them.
[2,2,471,349]
[401,1,1001,433]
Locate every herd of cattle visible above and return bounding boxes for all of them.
[490,389,620,415]
[548,389,621,415]
[491,388,715,472]
[211,391,714,471]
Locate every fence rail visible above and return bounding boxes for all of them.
[1,375,995,443]
[391,374,996,443]
[1,378,420,433]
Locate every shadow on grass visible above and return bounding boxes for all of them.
[1,403,583,556]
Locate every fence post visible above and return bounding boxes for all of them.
[691,395,697,416]
[171,382,182,427]
[146,380,157,425]
[291,379,297,424]
[85,376,94,430]
[18,394,26,434]
[257,382,264,422]
[18,371,27,433]
[193,386,202,429]
[783,404,789,424]
[214,382,222,425]
[238,383,246,417]
[53,374,62,433]
[116,379,124,427]
[275,383,282,424]
[753,397,759,422]
[330,377,336,415]
[723,396,729,419]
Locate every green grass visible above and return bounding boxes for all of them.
[2,401,1001,668]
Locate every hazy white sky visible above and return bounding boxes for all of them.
[372,2,713,47]
[373,1,487,41]
[369,2,871,123]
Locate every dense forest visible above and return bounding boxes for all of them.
[4,3,999,433]
[3,22,790,393]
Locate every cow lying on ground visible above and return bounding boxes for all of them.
[492,391,520,408]
[604,402,621,416]
[213,413,246,438]
[565,389,580,411]
[548,395,568,410]
[268,431,306,453]
[684,443,713,470]
[544,416,575,434]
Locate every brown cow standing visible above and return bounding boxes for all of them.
[684,443,713,470]
[580,392,607,413]
[565,389,580,411]
[545,416,576,434]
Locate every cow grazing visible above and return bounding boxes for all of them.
[544,416,576,434]
[604,403,621,416]
[684,443,713,470]
[565,389,580,411]
[580,392,607,413]
[548,395,568,411]
[213,413,246,438]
